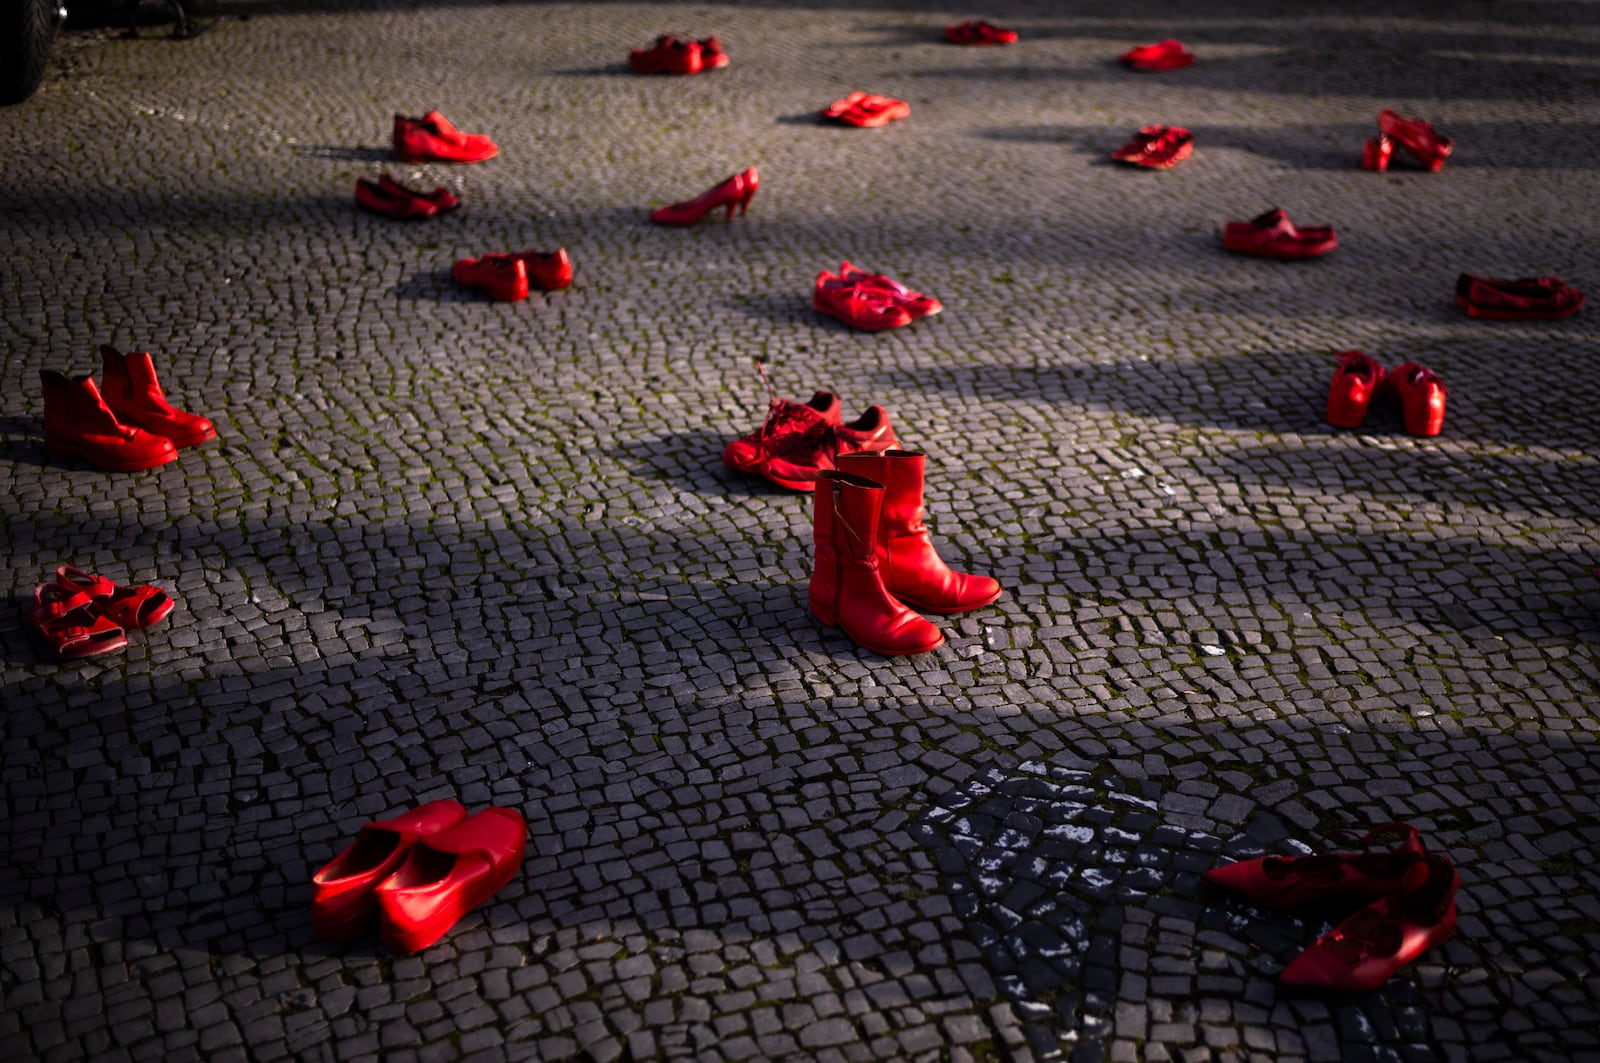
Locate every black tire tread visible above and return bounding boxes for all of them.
[1,0,58,106]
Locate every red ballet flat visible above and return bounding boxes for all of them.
[378,171,460,213]
[1222,208,1338,259]
[1454,273,1583,320]
[54,564,175,630]
[355,177,438,219]
[1205,823,1427,910]
[311,799,469,941]
[30,584,128,660]
[375,807,527,953]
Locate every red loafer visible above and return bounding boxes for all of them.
[1111,124,1193,168]
[30,584,128,660]
[1279,854,1460,993]
[355,177,438,219]
[1387,362,1447,437]
[55,564,174,630]
[838,261,942,318]
[453,254,530,302]
[393,111,498,164]
[508,248,574,291]
[1377,108,1452,171]
[311,799,469,942]
[945,20,1018,45]
[1361,133,1393,172]
[724,390,841,475]
[1325,351,1387,429]
[813,273,913,331]
[40,369,179,472]
[378,171,460,213]
[1223,208,1337,259]
[1120,38,1194,71]
[762,405,898,492]
[650,167,759,226]
[1205,823,1426,910]
[375,806,527,953]
[629,35,703,75]
[1455,274,1584,320]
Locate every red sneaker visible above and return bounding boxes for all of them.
[453,254,529,301]
[763,406,898,491]
[1325,351,1386,429]
[629,35,703,75]
[1387,362,1446,437]
[723,390,842,474]
[1205,823,1426,910]
[945,20,1018,45]
[508,248,573,291]
[1222,208,1337,259]
[838,261,942,318]
[375,806,527,953]
[1377,108,1452,171]
[814,272,913,331]
[1120,39,1193,71]
[393,111,498,164]
[1361,133,1393,172]
[311,800,469,942]
[1111,125,1193,168]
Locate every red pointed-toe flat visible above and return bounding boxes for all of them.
[1377,109,1452,171]
[723,390,842,475]
[838,261,942,318]
[508,248,573,291]
[1223,209,1337,259]
[1205,823,1427,910]
[1361,133,1393,172]
[393,111,498,164]
[55,564,174,630]
[629,35,703,75]
[378,172,460,213]
[813,272,913,331]
[30,584,128,660]
[1280,853,1460,993]
[1455,274,1583,320]
[453,254,529,302]
[945,20,1018,45]
[311,799,469,942]
[375,806,527,953]
[1325,351,1387,429]
[355,177,438,219]
[1111,125,1193,168]
[1387,362,1447,437]
[650,168,759,226]
[1120,39,1193,71]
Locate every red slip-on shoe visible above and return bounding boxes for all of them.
[1120,38,1194,71]
[1456,276,1584,320]
[55,564,174,630]
[629,35,703,75]
[813,273,914,331]
[378,172,459,213]
[699,36,729,69]
[1280,853,1460,993]
[838,261,942,318]
[1377,108,1452,171]
[839,94,910,128]
[311,799,469,942]
[453,254,529,302]
[375,806,527,953]
[650,168,759,226]
[945,20,1018,45]
[355,178,438,220]
[1223,209,1337,259]
[508,248,574,291]
[1206,823,1426,910]
[723,390,842,474]
[393,112,498,164]
[1325,351,1387,429]
[40,370,179,472]
[1361,134,1393,172]
[99,346,218,450]
[1387,362,1447,437]
[1111,125,1193,168]
[30,584,128,660]
[763,405,898,492]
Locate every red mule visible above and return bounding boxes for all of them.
[40,370,178,472]
[100,346,217,449]
[375,806,527,953]
[1325,351,1387,429]
[30,584,128,659]
[55,564,174,630]
[763,405,898,491]
[723,390,842,475]
[1205,823,1427,910]
[393,111,498,164]
[311,800,470,942]
[1377,109,1452,171]
[507,248,574,291]
[1387,362,1447,437]
[453,254,529,302]
[836,450,1002,614]
[1120,39,1193,71]
[810,471,945,656]
[650,168,759,226]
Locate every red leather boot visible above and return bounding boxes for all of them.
[100,346,218,448]
[809,471,944,656]
[41,370,178,471]
[836,450,1002,614]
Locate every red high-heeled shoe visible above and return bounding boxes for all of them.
[375,806,527,953]
[1361,133,1393,172]
[1205,823,1427,910]
[650,167,759,226]
[311,799,469,941]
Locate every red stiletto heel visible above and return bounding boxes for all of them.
[650,167,758,226]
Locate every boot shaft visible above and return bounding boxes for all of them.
[41,370,126,436]
[101,345,176,415]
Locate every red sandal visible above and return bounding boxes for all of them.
[30,584,128,659]
[55,564,175,630]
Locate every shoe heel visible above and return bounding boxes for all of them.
[740,189,755,216]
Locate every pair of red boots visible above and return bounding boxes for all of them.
[29,564,175,660]
[819,91,911,129]
[1326,351,1446,436]
[355,172,460,220]
[650,167,759,226]
[453,249,574,301]
[812,450,1002,656]
[814,262,943,331]
[1112,125,1193,169]
[1362,109,1452,172]
[1207,823,1461,993]
[311,799,526,953]
[1455,272,1584,320]
[393,111,498,164]
[1223,207,1338,259]
[724,387,898,491]
[42,346,217,471]
[629,35,728,75]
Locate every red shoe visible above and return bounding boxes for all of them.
[393,111,498,164]
[838,261,942,318]
[1387,362,1446,436]
[40,370,178,472]
[819,91,869,121]
[374,806,527,953]
[650,167,759,226]
[507,248,573,291]
[821,93,910,128]
[1222,208,1337,259]
[763,405,898,492]
[99,346,217,449]
[1120,38,1193,71]
[1377,109,1452,171]
[629,35,703,75]
[814,272,914,331]
[378,171,460,213]
[1280,854,1460,993]
[1205,823,1427,911]
[453,254,529,302]
[1325,351,1387,429]
[355,177,438,219]
[55,564,174,630]
[1111,125,1193,168]
[699,36,729,69]
[1455,273,1583,320]
[30,584,128,659]
[723,390,842,474]
[1361,133,1393,172]
[311,800,469,942]
[945,20,1018,45]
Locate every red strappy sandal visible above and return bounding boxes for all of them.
[55,564,176,630]
[30,584,128,659]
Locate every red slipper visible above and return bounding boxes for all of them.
[375,807,527,953]
[311,799,470,941]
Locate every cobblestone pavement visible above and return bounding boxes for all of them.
[4,1,1600,1060]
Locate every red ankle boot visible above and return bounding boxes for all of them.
[99,346,218,448]
[835,450,1002,614]
[809,471,944,656]
[41,370,178,471]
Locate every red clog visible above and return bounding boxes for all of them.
[99,346,217,449]
[55,564,174,630]
[1325,351,1387,429]
[311,799,469,942]
[1455,273,1584,320]
[762,405,898,492]
[392,111,498,164]
[1222,208,1337,259]
[1111,125,1193,169]
[453,254,529,302]
[30,584,128,660]
[1205,823,1427,910]
[945,20,1018,45]
[1280,854,1460,993]
[1388,362,1447,437]
[814,272,914,331]
[650,168,759,226]
[1120,39,1193,71]
[838,261,942,319]
[629,35,703,75]
[40,369,179,472]
[375,806,527,953]
[723,390,842,475]
[508,248,574,291]
[1377,108,1452,171]
[1361,133,1393,172]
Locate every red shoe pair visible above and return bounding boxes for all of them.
[945,20,1017,46]
[1111,124,1193,169]
[1120,38,1193,71]
[453,249,574,301]
[42,346,217,471]
[1326,351,1446,436]
[29,564,175,660]
[1206,823,1460,993]
[814,262,942,331]
[811,451,1004,657]
[724,387,899,491]
[650,167,758,226]
[312,800,526,953]
[392,111,498,164]
[819,91,910,129]
[1455,272,1584,320]
[1223,207,1337,259]
[354,172,461,220]
[629,35,727,75]
[1363,109,1452,172]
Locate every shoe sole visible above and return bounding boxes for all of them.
[810,607,945,657]
[47,440,178,472]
